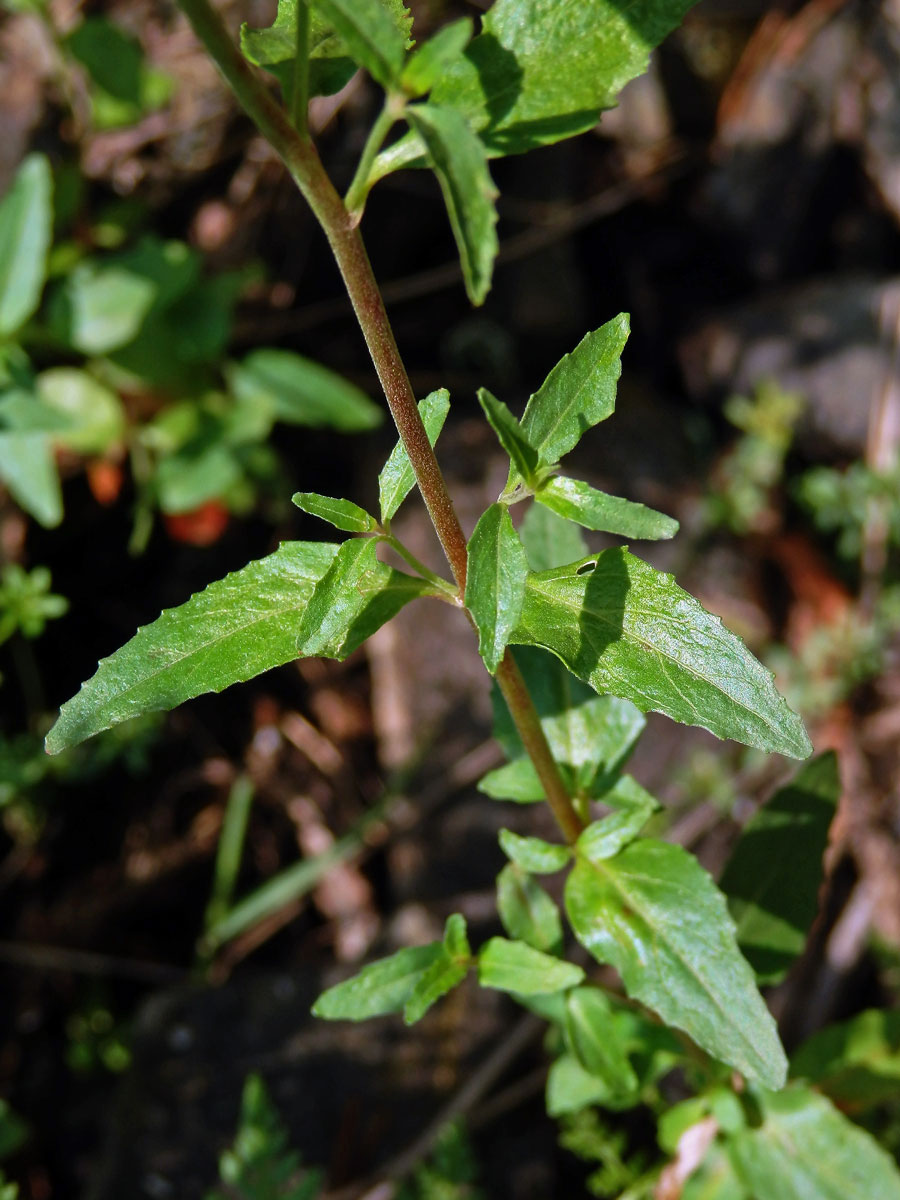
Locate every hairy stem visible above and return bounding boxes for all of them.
[177,0,584,844]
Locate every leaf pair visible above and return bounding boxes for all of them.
[481,313,676,542]
[466,314,682,677]
[313,912,583,1024]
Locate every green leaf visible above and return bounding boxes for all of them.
[0,433,62,527]
[478,756,545,803]
[512,548,812,759]
[401,18,472,97]
[565,837,787,1089]
[564,986,638,1093]
[478,936,584,995]
[498,828,571,873]
[0,154,52,337]
[35,368,125,454]
[378,388,450,523]
[510,314,629,483]
[46,541,336,753]
[372,0,702,177]
[489,646,646,792]
[545,1053,618,1117]
[46,541,430,754]
[292,492,378,533]
[477,388,539,486]
[720,753,838,984]
[154,441,242,515]
[496,863,563,954]
[52,261,157,355]
[242,1,361,99]
[519,502,587,571]
[294,537,431,659]
[465,502,528,673]
[313,0,409,89]
[405,104,498,305]
[312,942,444,1020]
[728,1086,900,1200]
[66,17,144,106]
[790,1009,900,1110]
[230,349,382,432]
[536,475,678,540]
[431,0,701,155]
[577,775,661,860]
[403,913,471,1024]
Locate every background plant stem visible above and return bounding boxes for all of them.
[176,0,584,844]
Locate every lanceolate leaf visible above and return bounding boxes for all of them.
[312,943,444,1021]
[0,154,52,338]
[498,828,571,874]
[401,18,472,97]
[46,542,332,752]
[565,837,787,1089]
[564,986,638,1093]
[478,388,539,486]
[578,775,661,860]
[46,540,430,754]
[546,1053,619,1117]
[313,0,409,89]
[406,104,498,305]
[512,314,630,482]
[403,913,471,1024]
[378,388,450,523]
[478,936,584,995]
[512,549,812,759]
[728,1087,900,1200]
[536,476,678,540]
[294,536,432,658]
[292,491,378,533]
[496,863,563,954]
[519,503,587,571]
[465,503,528,673]
[230,348,382,432]
[720,753,839,983]
[479,757,545,803]
[0,433,62,529]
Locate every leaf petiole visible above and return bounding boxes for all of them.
[345,94,406,221]
[381,533,458,600]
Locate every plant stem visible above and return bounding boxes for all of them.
[345,97,401,220]
[176,0,584,845]
[494,650,585,843]
[290,0,310,134]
